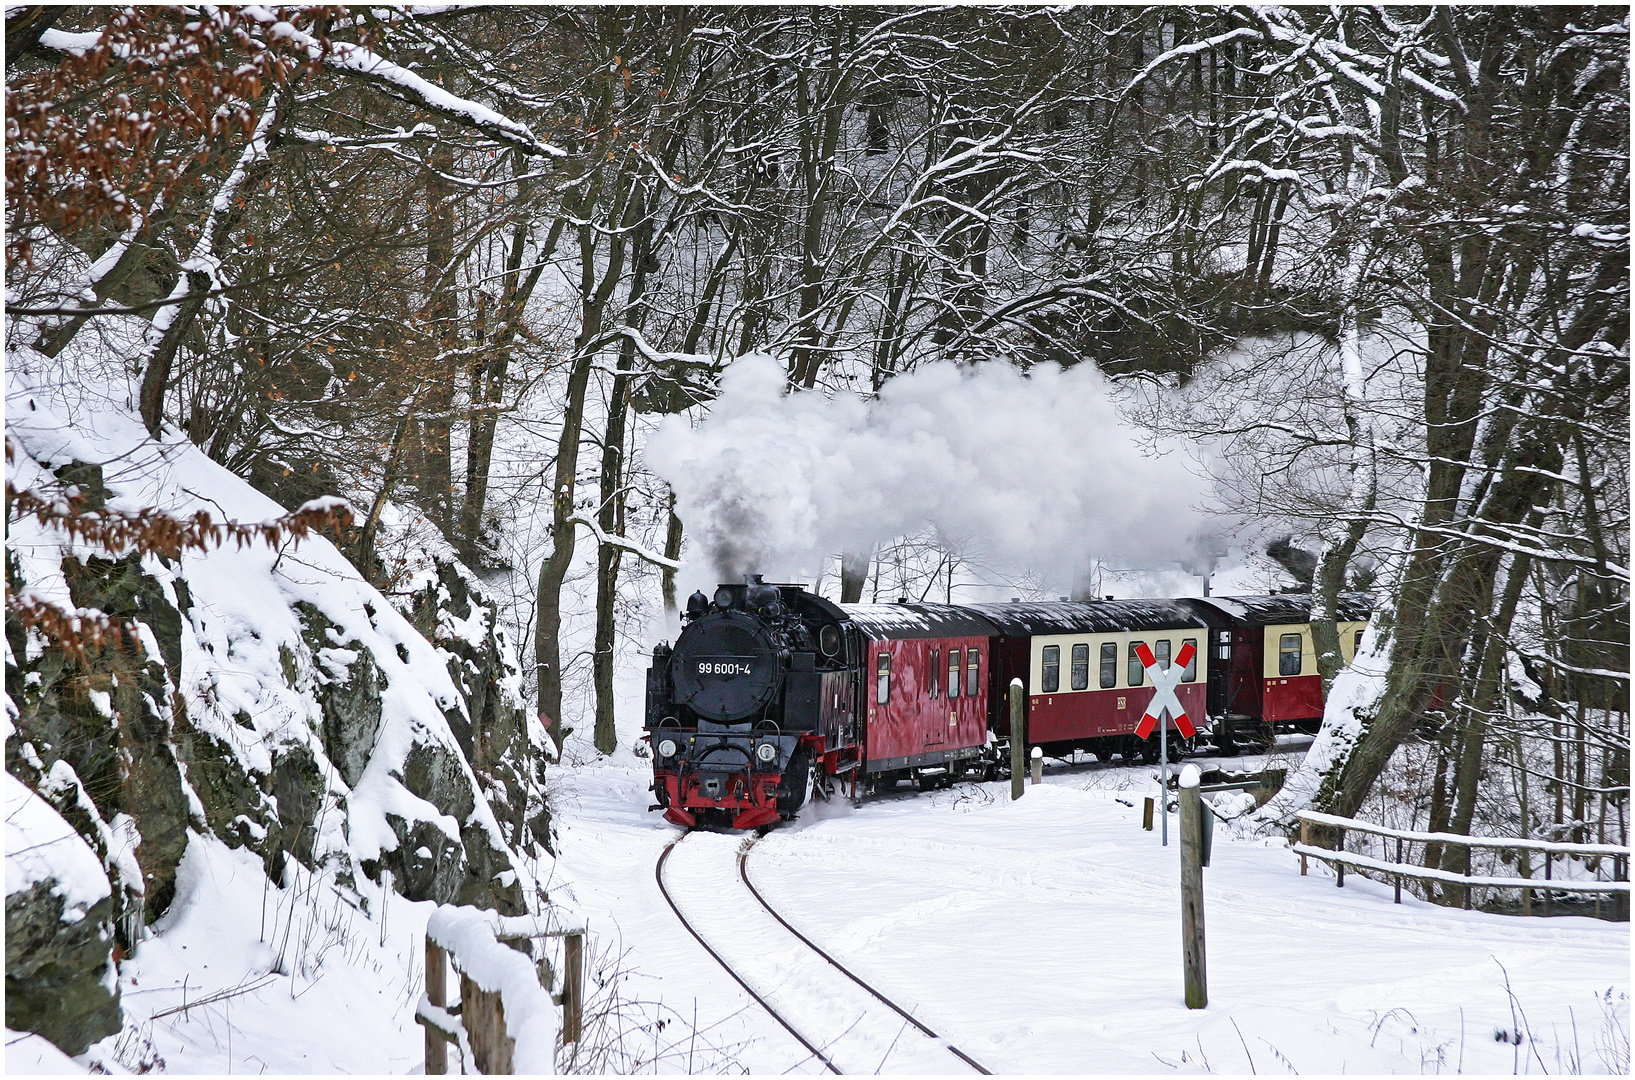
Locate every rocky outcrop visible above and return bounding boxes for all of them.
[5,880,122,1055]
[6,428,550,1059]
[403,559,550,855]
[294,597,528,913]
[4,773,122,1056]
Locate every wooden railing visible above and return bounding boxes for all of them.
[416,906,587,1074]
[1292,810,1630,920]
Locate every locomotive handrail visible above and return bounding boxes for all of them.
[692,741,753,764]
[1294,810,1630,857]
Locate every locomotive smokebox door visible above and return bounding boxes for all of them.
[670,610,781,721]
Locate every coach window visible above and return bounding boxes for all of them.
[1071,643,1089,691]
[877,653,891,704]
[948,647,961,699]
[1354,629,1365,655]
[967,648,980,697]
[1128,641,1145,687]
[1155,640,1171,678]
[1042,645,1060,693]
[1182,638,1198,682]
[929,648,939,698]
[1280,634,1303,676]
[1100,642,1117,688]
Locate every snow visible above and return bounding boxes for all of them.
[84,835,437,1075]
[6,1029,86,1074]
[546,753,1629,1074]
[4,771,111,915]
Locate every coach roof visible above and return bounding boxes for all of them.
[1198,592,1375,625]
[841,603,1000,639]
[962,599,1210,637]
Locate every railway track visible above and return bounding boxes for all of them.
[655,833,991,1075]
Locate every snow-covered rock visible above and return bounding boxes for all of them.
[5,355,553,1056]
[4,770,121,1054]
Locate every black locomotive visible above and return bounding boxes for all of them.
[646,576,858,829]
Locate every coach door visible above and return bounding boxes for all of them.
[1207,629,1233,717]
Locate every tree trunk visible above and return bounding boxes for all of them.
[420,141,458,534]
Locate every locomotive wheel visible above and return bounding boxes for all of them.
[778,748,814,817]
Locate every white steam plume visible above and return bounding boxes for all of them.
[645,355,1215,588]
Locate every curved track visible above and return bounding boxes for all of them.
[656,833,990,1075]
[736,838,992,1074]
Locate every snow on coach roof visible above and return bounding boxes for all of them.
[841,602,1000,639]
[1199,592,1375,624]
[963,599,1208,636]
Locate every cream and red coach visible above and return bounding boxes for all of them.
[967,599,1230,763]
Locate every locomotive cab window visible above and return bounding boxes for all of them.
[1128,641,1145,687]
[1355,629,1365,655]
[1182,638,1198,682]
[876,653,891,704]
[1071,644,1089,691]
[1280,634,1303,676]
[929,648,939,698]
[1041,645,1060,693]
[966,648,980,698]
[948,648,961,699]
[1100,643,1117,688]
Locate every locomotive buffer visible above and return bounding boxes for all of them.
[1133,640,1197,847]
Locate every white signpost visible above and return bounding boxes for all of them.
[1133,641,1197,847]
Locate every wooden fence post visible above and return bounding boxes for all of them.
[1030,745,1043,786]
[1544,852,1553,917]
[1178,765,1207,1009]
[462,974,516,1075]
[1395,837,1403,904]
[1335,828,1345,888]
[562,931,585,1044]
[1300,818,1309,876]
[1143,796,1154,831]
[425,937,447,1076]
[1009,679,1025,801]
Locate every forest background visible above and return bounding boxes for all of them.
[7,4,1628,892]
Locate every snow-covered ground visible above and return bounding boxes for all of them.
[548,749,1630,1075]
[13,736,1626,1075]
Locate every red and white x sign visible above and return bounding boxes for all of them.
[1132,641,1197,740]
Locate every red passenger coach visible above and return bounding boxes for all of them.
[967,600,1225,762]
[843,604,995,791]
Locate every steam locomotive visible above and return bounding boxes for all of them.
[644,575,1372,830]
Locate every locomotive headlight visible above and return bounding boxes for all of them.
[657,738,679,759]
[756,741,777,763]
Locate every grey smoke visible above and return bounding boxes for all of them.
[645,355,1216,589]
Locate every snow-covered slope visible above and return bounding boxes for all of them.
[5,353,554,1066]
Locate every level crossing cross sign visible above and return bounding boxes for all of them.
[1132,641,1197,740]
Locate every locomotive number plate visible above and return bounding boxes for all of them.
[696,656,756,677]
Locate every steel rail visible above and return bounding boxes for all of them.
[738,838,992,1075]
[654,835,842,1074]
